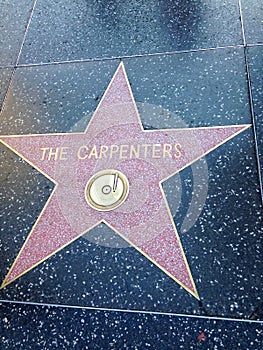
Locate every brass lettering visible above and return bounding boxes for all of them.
[74,143,183,161]
[152,144,161,158]
[77,146,89,160]
[174,143,182,158]
[99,145,109,158]
[141,144,151,158]
[163,144,172,158]
[48,147,59,161]
[110,145,119,158]
[120,144,128,159]
[59,147,69,160]
[40,147,49,161]
[130,144,140,158]
[88,145,98,159]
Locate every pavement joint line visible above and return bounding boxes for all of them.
[0,44,247,70]
[0,0,38,118]
[0,299,262,324]
[238,0,247,47]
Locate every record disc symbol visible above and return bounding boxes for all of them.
[85,169,129,211]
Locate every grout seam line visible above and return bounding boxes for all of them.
[0,299,262,324]
[0,0,38,117]
[238,0,263,204]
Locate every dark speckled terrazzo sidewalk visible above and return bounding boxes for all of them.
[0,1,262,349]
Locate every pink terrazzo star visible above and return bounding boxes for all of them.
[0,63,249,298]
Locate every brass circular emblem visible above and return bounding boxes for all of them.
[85,169,129,211]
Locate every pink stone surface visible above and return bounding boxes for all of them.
[0,63,249,298]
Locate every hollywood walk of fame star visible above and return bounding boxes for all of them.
[0,62,249,298]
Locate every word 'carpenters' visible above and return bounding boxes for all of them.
[40,143,183,161]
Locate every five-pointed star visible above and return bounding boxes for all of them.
[0,63,249,298]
